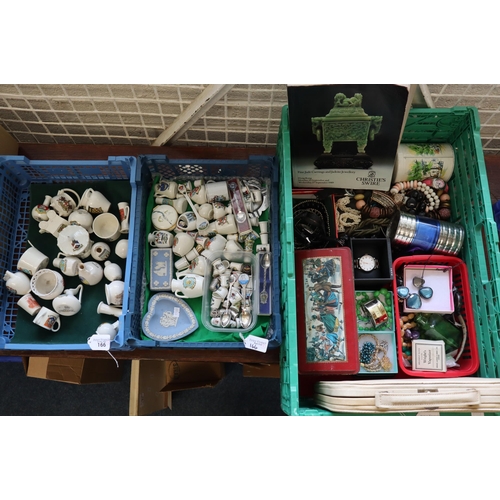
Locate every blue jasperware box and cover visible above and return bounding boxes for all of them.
[0,155,141,351]
[127,154,282,349]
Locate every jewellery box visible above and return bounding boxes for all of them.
[295,247,359,375]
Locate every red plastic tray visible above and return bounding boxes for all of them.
[392,255,479,378]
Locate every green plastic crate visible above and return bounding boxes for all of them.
[278,105,500,416]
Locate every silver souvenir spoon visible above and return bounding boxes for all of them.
[238,273,250,307]
[260,252,271,304]
[183,193,210,231]
[220,283,233,328]
[240,308,252,329]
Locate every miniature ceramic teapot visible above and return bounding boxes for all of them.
[50,188,80,217]
[31,195,52,222]
[3,270,31,295]
[78,261,104,286]
[52,284,83,316]
[53,253,82,277]
[95,320,120,340]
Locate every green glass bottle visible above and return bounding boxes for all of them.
[415,313,462,354]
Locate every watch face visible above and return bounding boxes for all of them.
[432,177,446,190]
[152,205,178,231]
[358,254,376,272]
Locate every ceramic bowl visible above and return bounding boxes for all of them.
[57,225,91,257]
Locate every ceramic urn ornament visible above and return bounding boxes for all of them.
[78,261,104,286]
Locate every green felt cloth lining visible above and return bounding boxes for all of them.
[141,176,270,343]
[14,181,131,345]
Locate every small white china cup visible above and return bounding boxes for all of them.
[205,181,230,203]
[17,292,42,316]
[33,307,61,332]
[189,185,207,205]
[172,232,195,257]
[93,213,121,242]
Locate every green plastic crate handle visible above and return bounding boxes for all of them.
[474,219,500,284]
[285,218,295,276]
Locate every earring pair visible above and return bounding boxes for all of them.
[397,276,433,309]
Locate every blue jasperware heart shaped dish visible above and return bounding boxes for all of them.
[142,293,198,341]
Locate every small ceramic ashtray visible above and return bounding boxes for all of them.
[150,248,173,291]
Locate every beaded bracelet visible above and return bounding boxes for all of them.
[355,289,393,331]
[390,180,440,213]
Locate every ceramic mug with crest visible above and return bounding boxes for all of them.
[80,188,111,214]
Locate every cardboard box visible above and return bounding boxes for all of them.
[287,84,412,191]
[0,124,18,155]
[24,357,124,384]
[129,360,225,416]
[241,363,280,378]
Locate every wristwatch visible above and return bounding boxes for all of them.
[354,254,379,272]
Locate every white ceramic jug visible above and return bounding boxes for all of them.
[52,285,83,316]
[53,253,82,277]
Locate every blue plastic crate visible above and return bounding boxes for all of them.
[126,154,282,349]
[0,155,139,350]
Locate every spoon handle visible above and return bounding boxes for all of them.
[258,252,272,316]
